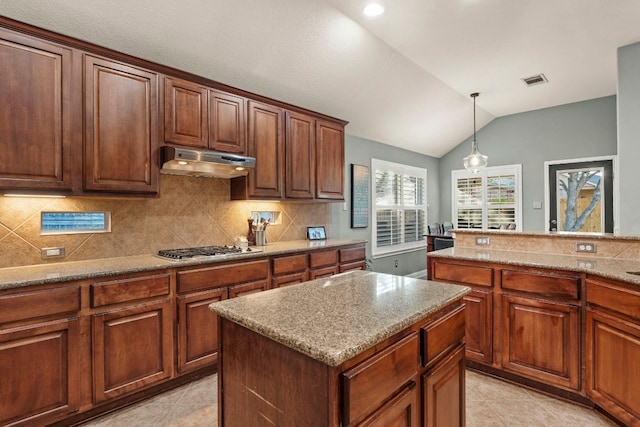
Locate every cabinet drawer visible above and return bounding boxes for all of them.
[431,261,493,287]
[422,304,465,366]
[91,273,170,307]
[309,250,338,268]
[342,332,418,425]
[273,254,308,275]
[0,286,80,324]
[177,259,269,293]
[587,277,640,320]
[340,246,365,264]
[502,269,580,299]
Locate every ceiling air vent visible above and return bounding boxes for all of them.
[522,73,548,86]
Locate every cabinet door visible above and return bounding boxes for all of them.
[244,100,284,198]
[315,119,344,200]
[501,295,580,390]
[229,280,269,298]
[178,288,227,374]
[164,77,208,147]
[0,29,73,192]
[285,111,315,199]
[0,318,80,427]
[210,90,246,153]
[422,346,465,427]
[272,271,309,288]
[310,266,339,279]
[586,309,640,425]
[463,289,493,364]
[84,55,159,194]
[358,383,418,427]
[92,298,173,402]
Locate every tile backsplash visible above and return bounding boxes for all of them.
[0,175,329,268]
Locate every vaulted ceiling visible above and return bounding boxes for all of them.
[2,0,639,157]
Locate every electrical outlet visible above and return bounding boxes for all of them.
[394,259,399,268]
[475,237,490,246]
[575,242,597,253]
[41,247,65,259]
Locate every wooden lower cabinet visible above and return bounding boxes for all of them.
[422,346,465,427]
[359,384,418,426]
[586,276,640,425]
[501,295,580,391]
[219,301,465,427]
[177,288,227,374]
[0,318,80,427]
[92,298,174,402]
[462,289,493,365]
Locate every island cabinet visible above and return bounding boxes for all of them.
[211,271,470,427]
[83,55,159,195]
[0,27,74,193]
[586,276,640,426]
[163,77,247,154]
[0,285,81,427]
[175,259,270,374]
[90,272,173,403]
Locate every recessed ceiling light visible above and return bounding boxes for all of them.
[363,3,385,17]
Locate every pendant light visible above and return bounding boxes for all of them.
[463,92,488,173]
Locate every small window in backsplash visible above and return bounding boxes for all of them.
[250,211,280,226]
[41,211,112,235]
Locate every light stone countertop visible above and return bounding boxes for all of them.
[208,270,471,367]
[428,247,640,287]
[451,228,640,241]
[0,239,366,291]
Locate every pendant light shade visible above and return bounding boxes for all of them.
[463,92,488,173]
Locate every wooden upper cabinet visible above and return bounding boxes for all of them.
[164,77,208,148]
[285,111,316,199]
[84,55,159,194]
[0,28,74,192]
[232,100,284,199]
[163,77,246,154]
[316,119,345,200]
[210,89,246,154]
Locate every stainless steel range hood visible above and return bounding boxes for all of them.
[160,146,255,179]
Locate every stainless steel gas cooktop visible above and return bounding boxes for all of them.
[156,245,261,261]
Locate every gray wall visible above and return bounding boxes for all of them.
[618,41,640,234]
[438,96,618,231]
[328,135,440,275]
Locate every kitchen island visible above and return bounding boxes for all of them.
[209,270,470,426]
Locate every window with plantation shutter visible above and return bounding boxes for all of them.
[372,159,427,257]
[452,165,522,230]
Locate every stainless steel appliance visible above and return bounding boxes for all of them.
[156,245,261,261]
[160,146,256,179]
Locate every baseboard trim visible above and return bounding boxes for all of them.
[406,269,427,279]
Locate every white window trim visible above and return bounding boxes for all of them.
[371,159,427,258]
[452,164,523,230]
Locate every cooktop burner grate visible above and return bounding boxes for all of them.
[157,245,244,260]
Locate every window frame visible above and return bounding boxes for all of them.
[452,164,523,230]
[371,159,427,258]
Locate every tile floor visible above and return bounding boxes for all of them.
[81,370,615,427]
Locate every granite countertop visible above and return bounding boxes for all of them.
[0,239,366,291]
[428,247,640,286]
[208,270,470,367]
[452,228,640,241]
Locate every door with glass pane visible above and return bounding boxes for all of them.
[547,159,613,233]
